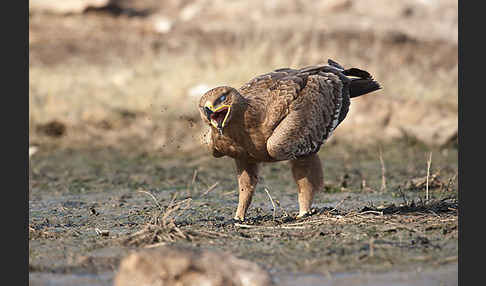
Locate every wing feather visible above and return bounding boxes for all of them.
[238,60,376,160]
[266,73,344,160]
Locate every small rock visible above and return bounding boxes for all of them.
[114,246,273,286]
[29,0,110,15]
[152,16,173,34]
[179,2,203,22]
[29,146,38,158]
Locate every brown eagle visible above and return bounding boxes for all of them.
[198,59,381,221]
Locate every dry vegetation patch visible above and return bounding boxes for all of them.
[29,0,458,152]
[115,192,457,254]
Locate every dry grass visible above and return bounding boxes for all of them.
[29,31,457,121]
[231,197,457,240]
[117,189,457,248]
[29,0,458,151]
[30,35,457,150]
[118,192,237,247]
[119,193,193,247]
[29,226,59,240]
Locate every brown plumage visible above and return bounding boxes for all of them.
[198,59,381,221]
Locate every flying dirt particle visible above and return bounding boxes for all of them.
[178,116,197,128]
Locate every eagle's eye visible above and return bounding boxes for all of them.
[214,93,228,106]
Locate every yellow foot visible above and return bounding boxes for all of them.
[297,209,315,219]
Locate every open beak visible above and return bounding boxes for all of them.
[204,102,231,133]
[204,106,213,121]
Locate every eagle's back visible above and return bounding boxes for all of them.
[239,64,346,138]
[236,60,380,160]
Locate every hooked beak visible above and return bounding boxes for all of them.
[204,106,213,121]
[204,102,231,134]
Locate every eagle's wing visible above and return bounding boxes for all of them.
[238,59,380,161]
[266,69,346,160]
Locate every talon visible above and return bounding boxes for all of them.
[296,211,311,219]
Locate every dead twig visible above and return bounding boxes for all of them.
[327,195,351,214]
[95,228,110,237]
[274,199,290,218]
[426,152,433,202]
[234,223,307,230]
[396,185,409,205]
[260,177,289,219]
[161,196,192,227]
[379,147,387,192]
[120,194,193,247]
[188,169,198,197]
[443,172,458,193]
[201,181,219,197]
[264,187,277,220]
[137,189,162,211]
[137,189,165,224]
[359,210,384,216]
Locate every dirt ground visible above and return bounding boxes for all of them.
[29,142,458,285]
[29,0,458,285]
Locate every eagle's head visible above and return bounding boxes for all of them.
[198,86,242,135]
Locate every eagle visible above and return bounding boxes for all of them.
[198,59,381,221]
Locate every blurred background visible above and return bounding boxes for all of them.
[29,0,458,153]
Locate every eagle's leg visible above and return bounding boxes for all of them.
[289,153,324,218]
[234,159,259,221]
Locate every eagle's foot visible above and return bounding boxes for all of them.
[220,217,243,226]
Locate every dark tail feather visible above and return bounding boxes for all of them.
[343,68,372,79]
[327,58,345,70]
[349,78,381,98]
[327,59,372,80]
[327,59,382,97]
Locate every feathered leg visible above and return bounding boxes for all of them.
[289,153,323,217]
[234,159,259,221]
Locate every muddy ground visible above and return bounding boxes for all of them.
[29,0,458,285]
[29,141,458,285]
